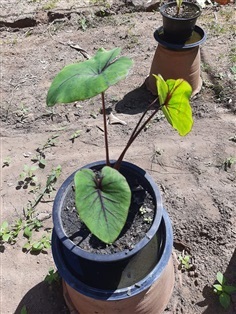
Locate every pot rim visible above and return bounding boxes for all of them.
[160,1,202,21]
[52,208,173,300]
[52,160,164,262]
[154,25,207,50]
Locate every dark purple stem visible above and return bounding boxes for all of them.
[114,98,160,170]
[101,92,110,166]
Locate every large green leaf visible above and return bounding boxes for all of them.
[74,166,131,244]
[47,47,133,106]
[154,74,193,136]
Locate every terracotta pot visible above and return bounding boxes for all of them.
[146,45,202,97]
[52,209,174,314]
[160,1,202,44]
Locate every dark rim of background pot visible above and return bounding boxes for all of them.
[154,25,207,50]
[52,208,173,300]
[52,160,164,263]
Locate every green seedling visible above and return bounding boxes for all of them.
[42,134,59,149]
[23,233,51,253]
[31,152,46,168]
[23,165,61,211]
[139,206,147,215]
[178,252,193,271]
[69,130,82,142]
[0,221,13,243]
[20,305,28,314]
[0,219,23,243]
[44,268,60,284]
[18,165,38,189]
[213,272,236,310]
[14,103,29,122]
[223,157,236,171]
[47,47,193,244]
[23,219,42,239]
[2,157,11,168]
[143,217,153,224]
[176,0,183,15]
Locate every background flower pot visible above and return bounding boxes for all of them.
[52,209,174,314]
[146,45,202,97]
[52,161,164,290]
[160,1,202,44]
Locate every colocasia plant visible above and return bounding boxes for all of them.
[47,47,193,244]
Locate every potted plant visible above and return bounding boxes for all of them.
[47,47,193,313]
[146,0,206,97]
[160,0,202,44]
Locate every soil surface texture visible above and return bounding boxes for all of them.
[1,0,236,313]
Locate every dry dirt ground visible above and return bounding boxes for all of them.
[1,1,236,313]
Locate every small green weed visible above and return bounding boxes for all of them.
[69,130,82,142]
[2,157,11,168]
[178,251,193,271]
[222,157,236,171]
[20,305,28,314]
[14,103,30,122]
[44,268,60,284]
[23,233,51,253]
[17,165,38,189]
[42,0,59,10]
[213,272,236,310]
[0,219,23,243]
[229,47,236,64]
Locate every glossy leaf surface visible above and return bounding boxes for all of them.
[155,74,193,136]
[74,166,131,244]
[47,47,133,106]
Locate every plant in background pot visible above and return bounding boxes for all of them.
[146,0,206,97]
[46,47,193,313]
[160,0,202,44]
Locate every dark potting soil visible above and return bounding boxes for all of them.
[61,183,155,255]
[165,4,200,19]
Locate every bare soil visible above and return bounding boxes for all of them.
[1,1,236,313]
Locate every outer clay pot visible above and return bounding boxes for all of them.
[52,209,174,314]
[160,1,202,44]
[146,45,202,96]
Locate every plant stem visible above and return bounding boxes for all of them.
[114,98,160,170]
[101,92,110,166]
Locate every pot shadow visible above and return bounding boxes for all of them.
[14,280,69,314]
[114,82,157,115]
[196,248,236,314]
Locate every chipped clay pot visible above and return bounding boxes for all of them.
[51,161,174,313]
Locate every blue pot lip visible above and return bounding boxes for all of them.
[53,160,164,263]
[52,208,173,300]
[160,1,202,20]
[154,25,207,50]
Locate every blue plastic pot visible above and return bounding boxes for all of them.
[52,161,166,291]
[52,208,173,301]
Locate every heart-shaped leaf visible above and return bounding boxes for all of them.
[74,166,131,244]
[47,47,133,106]
[155,74,193,136]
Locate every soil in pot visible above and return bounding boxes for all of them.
[164,3,200,19]
[61,181,155,255]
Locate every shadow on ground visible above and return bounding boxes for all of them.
[15,280,69,314]
[115,83,157,115]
